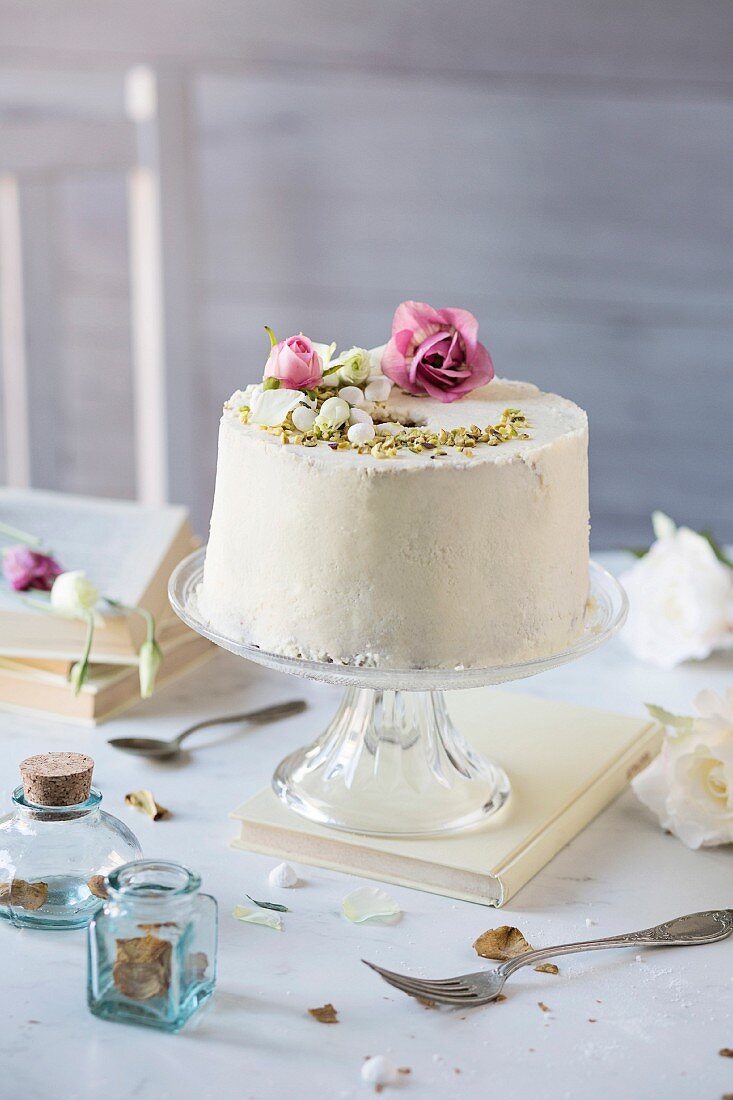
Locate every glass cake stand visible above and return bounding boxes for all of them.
[169,551,627,837]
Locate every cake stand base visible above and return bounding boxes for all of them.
[169,552,628,839]
[272,687,510,836]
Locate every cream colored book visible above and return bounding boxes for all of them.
[0,488,195,662]
[231,690,662,907]
[0,630,214,725]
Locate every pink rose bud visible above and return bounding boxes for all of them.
[2,546,63,592]
[264,334,323,390]
[381,301,494,403]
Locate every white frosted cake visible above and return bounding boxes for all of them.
[201,303,589,669]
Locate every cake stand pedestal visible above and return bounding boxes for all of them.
[169,554,627,837]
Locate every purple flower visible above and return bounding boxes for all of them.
[381,301,494,403]
[2,546,63,592]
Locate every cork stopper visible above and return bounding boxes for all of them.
[19,752,94,807]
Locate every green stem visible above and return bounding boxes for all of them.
[105,598,156,643]
[0,521,42,548]
[70,612,95,696]
[264,325,277,348]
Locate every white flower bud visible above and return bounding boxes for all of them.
[349,407,372,426]
[364,377,392,402]
[138,638,163,699]
[338,385,365,407]
[316,396,350,431]
[51,570,100,618]
[292,405,317,432]
[347,421,376,445]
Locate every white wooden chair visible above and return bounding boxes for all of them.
[0,66,198,507]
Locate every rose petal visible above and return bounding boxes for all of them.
[341,886,401,924]
[232,905,283,930]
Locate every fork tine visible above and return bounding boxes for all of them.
[381,976,480,1005]
[362,961,465,988]
[363,962,465,992]
[364,964,478,1004]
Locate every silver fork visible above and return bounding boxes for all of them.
[364,909,733,1007]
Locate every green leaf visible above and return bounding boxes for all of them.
[262,377,280,391]
[645,703,694,734]
[627,546,649,559]
[245,894,289,913]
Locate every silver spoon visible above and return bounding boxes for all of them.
[107,699,307,759]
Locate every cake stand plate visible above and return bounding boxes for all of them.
[169,552,627,837]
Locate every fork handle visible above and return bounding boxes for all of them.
[499,909,733,977]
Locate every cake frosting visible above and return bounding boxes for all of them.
[201,351,589,669]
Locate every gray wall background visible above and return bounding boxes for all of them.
[0,0,731,545]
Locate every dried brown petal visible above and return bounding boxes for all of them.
[186,952,209,982]
[473,925,534,961]
[308,1003,338,1024]
[397,1067,411,1075]
[534,963,559,975]
[113,934,171,1000]
[0,879,48,910]
[538,1001,551,1013]
[719,1049,733,1058]
[124,790,168,820]
[415,995,437,1008]
[495,994,507,1003]
[87,875,108,899]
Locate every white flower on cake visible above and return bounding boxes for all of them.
[364,376,392,402]
[248,388,314,428]
[312,341,337,372]
[634,690,733,848]
[620,512,733,669]
[338,385,365,407]
[328,346,372,386]
[315,396,350,432]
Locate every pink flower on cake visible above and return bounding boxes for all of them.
[2,546,62,592]
[381,301,494,402]
[264,334,323,390]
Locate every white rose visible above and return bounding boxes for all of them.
[50,570,100,618]
[316,396,349,432]
[330,346,371,386]
[634,689,733,847]
[619,514,733,669]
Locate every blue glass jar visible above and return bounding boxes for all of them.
[0,753,141,931]
[87,860,217,1032]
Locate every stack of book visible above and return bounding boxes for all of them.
[0,488,214,724]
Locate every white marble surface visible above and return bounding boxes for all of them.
[1,554,731,1100]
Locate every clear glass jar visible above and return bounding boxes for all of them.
[0,785,142,931]
[87,860,218,1032]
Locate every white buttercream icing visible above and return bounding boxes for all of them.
[201,378,589,668]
